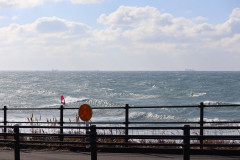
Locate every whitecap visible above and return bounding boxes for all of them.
[191,93,206,97]
[129,111,176,121]
[64,96,89,104]
[203,101,223,105]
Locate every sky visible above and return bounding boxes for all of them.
[0,0,240,71]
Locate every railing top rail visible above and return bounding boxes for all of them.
[3,121,240,125]
[1,125,240,130]
[1,103,240,110]
[2,107,61,110]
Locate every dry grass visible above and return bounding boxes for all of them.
[0,113,240,151]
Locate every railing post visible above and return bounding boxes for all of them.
[125,104,129,144]
[90,125,97,160]
[60,105,64,142]
[199,102,204,149]
[4,106,7,139]
[183,125,190,160]
[14,124,20,160]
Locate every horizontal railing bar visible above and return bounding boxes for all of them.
[0,125,90,129]
[0,121,197,124]
[130,104,240,108]
[2,104,240,110]
[97,142,183,147]
[2,125,240,130]
[0,133,15,136]
[19,133,86,137]
[0,122,125,125]
[97,135,184,139]
[0,126,186,130]
[0,139,15,142]
[5,108,61,110]
[95,126,184,130]
[129,122,199,124]
[190,135,240,140]
[2,121,240,125]
[64,122,125,124]
[1,122,63,124]
[2,133,240,139]
[2,122,240,126]
[189,126,240,129]
[203,121,240,123]
[130,105,199,108]
[191,144,240,147]
[20,140,88,145]
[131,121,240,124]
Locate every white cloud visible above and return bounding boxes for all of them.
[0,16,92,58]
[0,16,7,19]
[0,0,44,8]
[194,16,208,22]
[98,6,163,27]
[11,16,18,20]
[98,6,240,44]
[0,15,18,21]
[0,0,103,8]
[69,0,104,4]
[0,6,240,71]
[95,6,240,70]
[230,8,240,19]
[35,17,68,33]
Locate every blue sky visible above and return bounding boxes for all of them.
[0,0,240,71]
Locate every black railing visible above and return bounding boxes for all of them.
[1,103,240,160]
[1,125,240,160]
[2,103,240,140]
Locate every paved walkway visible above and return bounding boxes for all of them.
[1,150,240,160]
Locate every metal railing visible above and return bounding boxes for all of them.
[1,125,240,160]
[1,102,240,160]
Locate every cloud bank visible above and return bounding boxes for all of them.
[0,0,103,8]
[0,6,239,70]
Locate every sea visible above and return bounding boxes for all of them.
[0,71,240,130]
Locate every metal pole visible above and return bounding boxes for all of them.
[183,125,190,160]
[4,106,7,139]
[125,104,129,144]
[200,102,204,149]
[14,124,20,160]
[60,105,64,142]
[90,125,97,160]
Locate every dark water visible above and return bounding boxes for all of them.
[0,71,240,123]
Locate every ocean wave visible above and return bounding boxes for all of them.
[190,92,206,97]
[203,101,228,105]
[92,115,125,122]
[126,93,160,100]
[189,117,227,123]
[101,87,114,91]
[86,98,119,107]
[0,93,5,98]
[129,111,176,121]
[64,96,89,104]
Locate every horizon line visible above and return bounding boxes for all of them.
[1,70,240,72]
